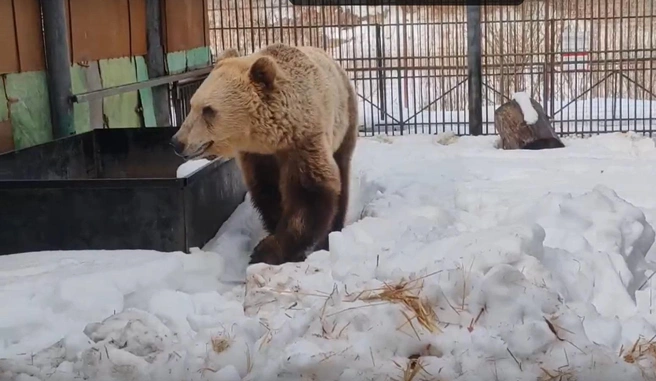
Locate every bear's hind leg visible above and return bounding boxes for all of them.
[316,125,357,251]
[250,147,340,265]
[237,152,282,234]
[332,125,357,232]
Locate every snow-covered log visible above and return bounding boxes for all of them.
[494,92,565,150]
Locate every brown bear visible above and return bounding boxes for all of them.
[170,43,358,266]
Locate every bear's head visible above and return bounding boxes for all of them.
[170,47,283,160]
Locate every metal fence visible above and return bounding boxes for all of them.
[171,77,207,126]
[206,0,656,136]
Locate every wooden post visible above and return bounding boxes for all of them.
[41,0,74,138]
[146,0,170,127]
[467,5,483,136]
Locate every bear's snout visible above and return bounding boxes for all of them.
[170,136,186,157]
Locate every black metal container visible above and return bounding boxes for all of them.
[0,127,247,256]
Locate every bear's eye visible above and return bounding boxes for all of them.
[201,106,216,121]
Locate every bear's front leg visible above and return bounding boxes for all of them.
[237,152,282,234]
[249,235,285,265]
[248,149,340,265]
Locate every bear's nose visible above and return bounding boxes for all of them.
[170,137,185,156]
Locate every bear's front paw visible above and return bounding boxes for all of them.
[249,235,284,265]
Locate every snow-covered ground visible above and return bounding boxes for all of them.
[3,132,656,380]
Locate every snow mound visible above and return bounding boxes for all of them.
[3,133,656,380]
[504,185,656,318]
[433,131,459,146]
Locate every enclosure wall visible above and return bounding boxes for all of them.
[0,0,212,153]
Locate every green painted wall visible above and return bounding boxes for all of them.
[2,47,212,151]
[5,72,52,149]
[70,64,91,134]
[166,47,211,74]
[99,57,142,129]
[166,51,188,75]
[135,56,157,128]
[186,46,211,70]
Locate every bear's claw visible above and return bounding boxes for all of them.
[249,235,284,265]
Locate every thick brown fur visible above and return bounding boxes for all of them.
[171,43,358,265]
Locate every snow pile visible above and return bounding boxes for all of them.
[432,131,459,146]
[2,133,656,380]
[512,91,539,125]
[176,159,212,178]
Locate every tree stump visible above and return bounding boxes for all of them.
[494,93,565,150]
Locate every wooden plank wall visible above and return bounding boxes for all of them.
[0,0,209,76]
[163,0,211,74]
[67,0,147,61]
[0,0,45,152]
[163,0,208,53]
[0,0,209,152]
[0,0,20,75]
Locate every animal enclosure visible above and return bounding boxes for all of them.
[206,0,656,137]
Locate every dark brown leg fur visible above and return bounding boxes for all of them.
[332,126,357,232]
[316,74,359,251]
[316,127,357,251]
[238,152,282,234]
[250,142,340,265]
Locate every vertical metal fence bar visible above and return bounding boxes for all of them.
[467,5,483,136]
[650,0,654,136]
[543,0,550,125]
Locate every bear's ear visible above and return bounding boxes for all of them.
[249,56,277,91]
[213,48,240,70]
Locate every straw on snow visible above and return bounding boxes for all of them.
[348,277,441,334]
[620,335,656,365]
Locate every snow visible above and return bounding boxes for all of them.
[512,91,540,125]
[308,10,655,136]
[3,132,656,380]
[176,159,212,178]
[354,94,656,136]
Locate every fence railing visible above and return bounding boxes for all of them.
[206,0,656,137]
[71,67,212,129]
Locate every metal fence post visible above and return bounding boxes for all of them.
[146,0,171,127]
[467,5,483,136]
[41,0,74,138]
[375,24,387,121]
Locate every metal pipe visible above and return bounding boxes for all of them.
[71,67,212,104]
[41,0,74,138]
[146,0,170,126]
[467,5,483,136]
